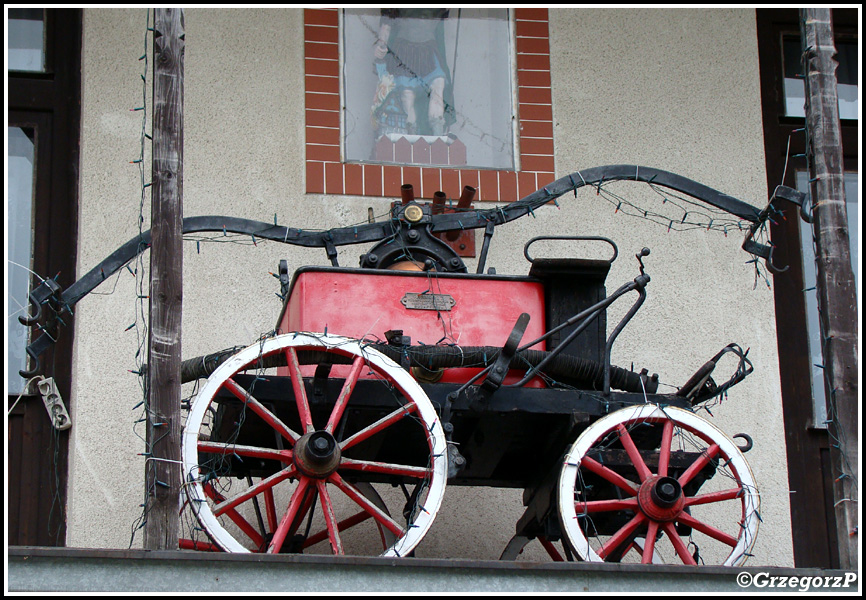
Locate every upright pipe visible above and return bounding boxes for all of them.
[401,183,415,205]
[801,8,858,569]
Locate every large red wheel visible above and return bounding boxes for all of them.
[557,405,759,566]
[182,333,448,557]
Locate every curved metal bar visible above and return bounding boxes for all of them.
[64,165,762,308]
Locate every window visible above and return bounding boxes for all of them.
[342,8,515,170]
[8,8,45,72]
[782,37,858,119]
[304,8,555,201]
[8,126,37,394]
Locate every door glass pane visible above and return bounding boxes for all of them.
[9,127,37,394]
[796,170,858,427]
[783,37,858,120]
[8,8,45,73]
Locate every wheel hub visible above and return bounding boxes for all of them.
[637,475,685,521]
[294,430,342,478]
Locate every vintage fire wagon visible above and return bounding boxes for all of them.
[20,165,805,565]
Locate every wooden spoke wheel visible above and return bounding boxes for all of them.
[182,333,448,557]
[557,405,759,566]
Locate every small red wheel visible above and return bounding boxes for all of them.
[182,333,448,557]
[558,405,759,566]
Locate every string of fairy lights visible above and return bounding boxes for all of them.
[128,8,154,547]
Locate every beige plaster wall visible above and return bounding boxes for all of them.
[69,8,792,565]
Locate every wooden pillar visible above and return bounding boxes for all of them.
[800,8,858,570]
[144,7,184,550]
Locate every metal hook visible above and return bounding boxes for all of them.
[765,243,789,274]
[19,346,41,379]
[18,291,43,326]
[733,433,753,453]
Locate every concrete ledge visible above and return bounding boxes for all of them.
[7,547,859,593]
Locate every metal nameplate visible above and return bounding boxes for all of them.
[401,293,455,311]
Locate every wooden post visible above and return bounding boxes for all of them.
[800,8,858,570]
[144,7,184,550]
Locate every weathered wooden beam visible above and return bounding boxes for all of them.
[145,7,184,551]
[800,7,858,570]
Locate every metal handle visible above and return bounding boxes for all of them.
[523,235,618,264]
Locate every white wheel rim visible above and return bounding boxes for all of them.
[182,333,448,556]
[557,404,759,566]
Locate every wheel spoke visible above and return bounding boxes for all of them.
[597,512,645,559]
[285,348,314,433]
[303,510,375,549]
[662,521,697,565]
[641,520,659,564]
[340,401,418,451]
[179,538,221,552]
[203,482,265,548]
[197,440,292,463]
[676,511,738,547]
[223,378,300,444]
[339,457,432,479]
[268,476,312,553]
[538,536,565,561]
[677,443,720,487]
[316,480,344,554]
[286,484,318,542]
[658,420,674,477]
[685,487,744,507]
[263,486,278,533]
[213,467,296,517]
[326,356,365,434]
[579,455,639,496]
[328,472,405,539]
[575,497,639,514]
[616,424,652,482]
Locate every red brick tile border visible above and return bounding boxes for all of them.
[304,8,555,202]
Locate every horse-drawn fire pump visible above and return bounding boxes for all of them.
[19,165,808,565]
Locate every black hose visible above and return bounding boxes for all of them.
[178,342,658,394]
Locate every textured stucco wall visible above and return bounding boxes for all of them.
[70,8,792,565]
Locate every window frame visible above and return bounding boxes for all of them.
[304,7,556,201]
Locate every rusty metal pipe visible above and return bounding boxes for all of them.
[400,184,415,205]
[457,185,476,209]
[432,191,446,215]
[446,186,476,240]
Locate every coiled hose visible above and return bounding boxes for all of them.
[178,342,658,394]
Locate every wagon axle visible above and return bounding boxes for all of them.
[294,431,341,478]
[639,475,685,521]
